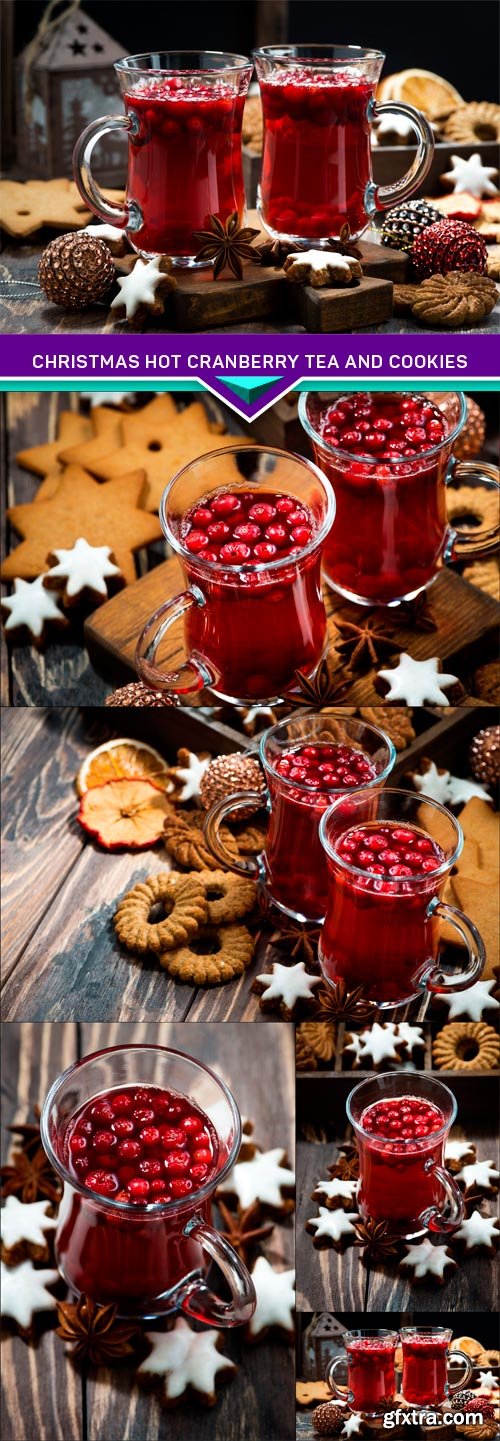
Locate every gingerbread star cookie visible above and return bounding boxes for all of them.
[377,653,459,706]
[456,1160,499,1194]
[0,1258,59,1333]
[311,1177,358,1210]
[284,251,362,287]
[246,1256,295,1343]
[1,469,162,586]
[110,255,177,325]
[43,537,123,606]
[16,409,92,477]
[89,402,249,514]
[306,1206,358,1250]
[1,576,68,645]
[399,1238,457,1283]
[453,1210,499,1252]
[217,1147,295,1215]
[1,1197,57,1265]
[439,979,499,1022]
[252,961,321,1019]
[137,1316,236,1406]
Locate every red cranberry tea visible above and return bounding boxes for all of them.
[265,742,378,920]
[258,66,376,241]
[180,487,326,700]
[309,392,450,604]
[55,1084,219,1306]
[402,1334,450,1406]
[123,77,247,257]
[320,821,445,1005]
[357,1095,446,1231]
[346,1335,397,1413]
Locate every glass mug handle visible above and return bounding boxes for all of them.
[419,1161,464,1234]
[447,1349,475,1395]
[445,460,500,561]
[204,793,267,878]
[325,1355,349,1402]
[366,99,435,212]
[73,114,142,231]
[425,897,485,994]
[135,588,217,698]
[179,1215,256,1327]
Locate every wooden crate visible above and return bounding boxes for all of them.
[243,141,500,209]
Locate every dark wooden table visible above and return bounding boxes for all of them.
[1,1021,295,1441]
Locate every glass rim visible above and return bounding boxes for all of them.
[319,785,463,881]
[400,1326,453,1338]
[259,712,396,796]
[160,443,336,574]
[298,390,467,467]
[253,43,385,63]
[344,1327,400,1340]
[116,50,253,75]
[346,1070,458,1143]
[40,1043,242,1216]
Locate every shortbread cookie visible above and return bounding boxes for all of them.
[114,873,207,953]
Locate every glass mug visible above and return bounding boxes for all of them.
[318,788,485,1008]
[135,446,335,706]
[41,1044,256,1323]
[299,390,500,606]
[327,1329,398,1417]
[73,52,252,263]
[400,1328,474,1407]
[253,45,434,244]
[347,1073,465,1239]
[203,713,395,924]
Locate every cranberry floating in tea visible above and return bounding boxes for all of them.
[135,446,335,706]
[203,714,395,924]
[73,52,252,262]
[400,1328,473,1407]
[300,390,500,606]
[347,1073,465,1240]
[319,788,485,1007]
[327,1329,398,1418]
[253,45,434,245]
[41,1046,256,1322]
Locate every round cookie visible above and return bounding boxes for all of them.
[159,923,255,985]
[114,873,207,953]
[433,1021,500,1071]
[196,869,257,925]
[163,812,240,872]
[442,102,500,145]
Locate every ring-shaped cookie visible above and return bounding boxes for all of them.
[432,1021,500,1072]
[196,869,258,925]
[159,924,255,985]
[163,812,240,872]
[114,872,207,954]
[442,101,500,145]
[447,484,500,534]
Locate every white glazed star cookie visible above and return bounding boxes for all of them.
[1,575,67,643]
[82,223,129,256]
[171,749,210,803]
[1,1197,57,1262]
[478,1369,499,1389]
[110,255,176,322]
[412,761,492,806]
[396,1021,425,1056]
[44,537,122,605]
[246,1256,295,1341]
[400,1238,457,1283]
[311,1177,358,1209]
[346,1021,402,1068]
[253,961,321,1018]
[440,979,499,1021]
[445,1139,477,1168]
[306,1206,358,1249]
[217,1148,295,1213]
[442,153,499,198]
[377,653,459,706]
[453,1209,499,1252]
[137,1316,236,1404]
[283,250,362,287]
[0,1258,59,1331]
[342,1415,365,1438]
[456,1159,499,1193]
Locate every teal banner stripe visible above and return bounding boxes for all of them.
[0,379,499,392]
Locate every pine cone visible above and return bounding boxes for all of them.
[38,233,115,310]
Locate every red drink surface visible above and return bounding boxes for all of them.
[265,741,378,920]
[259,68,375,239]
[180,489,326,700]
[312,393,449,604]
[357,1096,446,1231]
[125,78,246,256]
[346,1335,397,1412]
[320,821,445,1004]
[402,1334,450,1406]
[55,1085,220,1308]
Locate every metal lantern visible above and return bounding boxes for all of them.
[16,3,126,182]
[303,1313,348,1378]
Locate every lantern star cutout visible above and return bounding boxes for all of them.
[1,470,162,586]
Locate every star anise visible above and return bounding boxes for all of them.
[328,1153,360,1183]
[55,1295,140,1364]
[193,212,260,279]
[334,617,396,672]
[395,593,438,632]
[313,981,376,1026]
[270,920,321,968]
[216,1200,274,1262]
[354,1217,400,1264]
[326,223,363,260]
[285,658,353,709]
[0,1145,61,1204]
[7,1104,41,1158]
[255,238,304,267]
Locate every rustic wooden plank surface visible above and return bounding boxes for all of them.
[296,1073,500,1315]
[1,1022,295,1441]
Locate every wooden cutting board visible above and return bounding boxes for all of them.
[84,555,497,707]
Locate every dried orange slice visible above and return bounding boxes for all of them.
[378,69,463,119]
[76,738,172,796]
[77,778,173,850]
